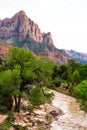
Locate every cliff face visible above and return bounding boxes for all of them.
[37,47,71,64]
[0,10,71,64]
[0,10,53,47]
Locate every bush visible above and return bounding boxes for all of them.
[0,105,8,114]
[38,128,44,130]
[6,112,15,123]
[0,111,15,130]
[13,124,29,130]
[74,80,87,111]
[29,86,46,107]
[0,119,10,130]
[44,92,54,103]
[45,114,52,121]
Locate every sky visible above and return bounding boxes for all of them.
[0,0,87,53]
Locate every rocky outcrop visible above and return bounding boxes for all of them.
[0,10,54,47]
[38,47,71,64]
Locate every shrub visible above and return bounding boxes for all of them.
[0,105,8,114]
[13,124,29,130]
[29,86,46,107]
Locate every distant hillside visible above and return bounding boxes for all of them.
[61,49,87,63]
[0,10,71,64]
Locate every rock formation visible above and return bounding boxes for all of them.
[0,10,71,64]
[0,10,54,47]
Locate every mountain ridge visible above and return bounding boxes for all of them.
[0,10,54,47]
[61,49,87,63]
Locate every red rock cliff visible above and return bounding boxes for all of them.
[0,10,54,47]
[0,10,71,64]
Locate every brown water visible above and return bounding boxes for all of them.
[51,91,87,130]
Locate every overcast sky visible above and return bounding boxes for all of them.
[0,0,87,53]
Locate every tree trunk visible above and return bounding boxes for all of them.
[14,81,25,112]
[16,94,21,112]
[14,66,25,112]
[14,96,18,112]
[14,95,22,112]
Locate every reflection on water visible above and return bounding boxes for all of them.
[51,91,87,130]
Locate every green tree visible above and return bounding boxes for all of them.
[0,47,55,113]
[67,59,80,82]
[71,70,80,86]
[79,64,87,81]
[6,47,36,112]
[67,59,80,71]
[35,57,55,87]
[74,80,87,111]
[0,68,21,111]
[52,64,68,87]
[29,85,46,107]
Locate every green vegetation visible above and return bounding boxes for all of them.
[1,46,87,129]
[52,59,87,111]
[45,114,52,121]
[0,112,15,130]
[74,80,87,112]
[13,38,52,54]
[0,46,55,129]
[12,124,29,130]
[29,86,46,107]
[0,47,54,113]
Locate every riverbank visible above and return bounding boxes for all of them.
[0,96,63,130]
[12,103,63,130]
[1,90,87,130]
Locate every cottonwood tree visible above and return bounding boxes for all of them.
[74,80,87,111]
[2,47,36,112]
[0,47,55,112]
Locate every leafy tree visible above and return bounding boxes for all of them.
[67,59,80,82]
[4,47,36,112]
[0,47,55,113]
[79,64,87,81]
[52,64,68,87]
[60,65,68,80]
[74,80,87,111]
[52,65,58,79]
[35,57,55,87]
[29,85,46,107]
[0,68,20,111]
[67,59,80,71]
[71,70,80,86]
[52,76,62,87]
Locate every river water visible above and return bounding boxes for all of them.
[51,91,87,130]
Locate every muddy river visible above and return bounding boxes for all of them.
[51,91,87,130]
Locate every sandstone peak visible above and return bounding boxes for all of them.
[18,10,26,15]
[12,10,27,19]
[0,10,72,64]
[0,10,54,46]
